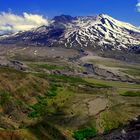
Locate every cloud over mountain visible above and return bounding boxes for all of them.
[0,12,49,34]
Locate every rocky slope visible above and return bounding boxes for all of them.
[92,116,140,140]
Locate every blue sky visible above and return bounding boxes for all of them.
[0,0,140,33]
[0,0,140,24]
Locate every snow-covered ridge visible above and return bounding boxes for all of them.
[61,14,140,49]
[97,14,140,33]
[0,14,140,50]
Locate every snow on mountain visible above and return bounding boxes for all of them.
[0,14,140,51]
[62,14,140,49]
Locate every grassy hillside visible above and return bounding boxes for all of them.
[0,62,140,140]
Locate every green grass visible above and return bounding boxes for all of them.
[121,68,140,77]
[28,84,59,118]
[35,73,111,90]
[121,91,140,97]
[28,83,70,118]
[29,63,65,70]
[85,78,140,90]
[73,127,97,140]
[48,74,86,84]
[46,86,75,114]
[28,96,48,118]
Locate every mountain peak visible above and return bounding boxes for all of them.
[96,14,117,22]
[98,14,112,18]
[53,15,76,23]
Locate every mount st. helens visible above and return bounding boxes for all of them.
[0,14,140,51]
[0,14,140,140]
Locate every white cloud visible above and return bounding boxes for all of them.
[0,12,49,34]
[136,1,140,12]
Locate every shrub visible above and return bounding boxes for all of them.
[73,127,97,140]
[46,85,57,97]
[121,91,140,97]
